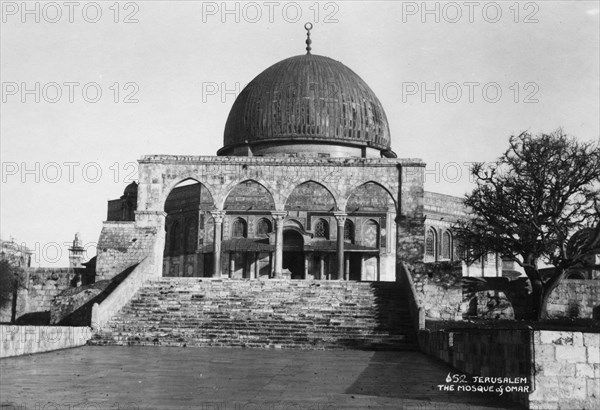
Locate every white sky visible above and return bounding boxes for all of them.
[1,0,599,266]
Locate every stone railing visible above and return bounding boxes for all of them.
[91,256,156,330]
[398,262,425,330]
[1,325,92,358]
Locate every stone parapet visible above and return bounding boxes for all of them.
[0,325,91,358]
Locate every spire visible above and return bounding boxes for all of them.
[304,22,313,55]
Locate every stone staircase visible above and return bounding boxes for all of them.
[90,278,418,350]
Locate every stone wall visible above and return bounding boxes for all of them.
[96,221,159,281]
[465,279,600,320]
[410,262,464,320]
[418,328,532,406]
[0,268,74,324]
[530,330,599,409]
[423,191,466,219]
[418,328,600,409]
[50,282,108,325]
[546,279,600,319]
[1,325,91,358]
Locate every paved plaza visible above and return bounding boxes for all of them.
[0,346,523,409]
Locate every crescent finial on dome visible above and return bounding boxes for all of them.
[304,22,313,54]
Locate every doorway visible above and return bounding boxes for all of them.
[283,230,305,279]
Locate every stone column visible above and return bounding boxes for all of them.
[304,254,309,280]
[210,211,225,278]
[345,255,350,281]
[254,252,260,279]
[334,212,347,281]
[271,211,287,278]
[319,255,325,280]
[229,253,235,278]
[360,256,365,281]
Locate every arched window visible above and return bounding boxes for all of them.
[363,220,379,248]
[441,231,452,259]
[425,228,436,258]
[344,219,354,243]
[231,218,247,238]
[314,219,329,239]
[256,218,272,236]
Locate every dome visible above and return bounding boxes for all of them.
[219,54,395,158]
[123,181,138,196]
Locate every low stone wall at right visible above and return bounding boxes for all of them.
[531,330,599,409]
[418,328,600,409]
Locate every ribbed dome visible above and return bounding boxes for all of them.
[219,54,394,157]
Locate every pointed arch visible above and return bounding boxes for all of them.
[223,179,275,211]
[284,219,304,230]
[284,180,337,211]
[313,218,330,239]
[164,178,215,212]
[163,177,216,211]
[231,217,248,238]
[345,181,396,213]
[256,218,272,236]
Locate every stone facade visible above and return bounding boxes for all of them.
[98,155,426,284]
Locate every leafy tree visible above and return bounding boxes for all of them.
[454,130,600,320]
[0,259,24,311]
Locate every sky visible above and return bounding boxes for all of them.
[1,0,599,267]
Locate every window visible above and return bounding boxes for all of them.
[363,220,379,248]
[425,228,436,258]
[441,231,452,259]
[314,219,329,239]
[256,218,272,236]
[231,218,247,238]
[344,219,354,243]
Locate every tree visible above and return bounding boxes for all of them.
[454,130,600,320]
[0,259,25,320]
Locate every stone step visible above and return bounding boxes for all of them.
[93,278,417,350]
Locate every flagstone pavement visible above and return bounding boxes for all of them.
[1,346,524,409]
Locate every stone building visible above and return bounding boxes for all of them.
[101,28,466,283]
[0,239,32,268]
